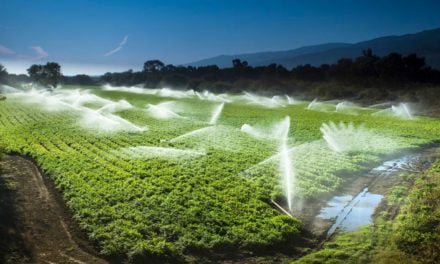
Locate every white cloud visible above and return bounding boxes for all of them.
[30,46,49,60]
[104,46,122,57]
[120,35,128,46]
[0,45,15,55]
[104,35,128,57]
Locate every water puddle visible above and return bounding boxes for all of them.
[371,155,416,175]
[312,147,438,238]
[318,188,383,237]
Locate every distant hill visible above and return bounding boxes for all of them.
[187,28,440,69]
[187,43,350,68]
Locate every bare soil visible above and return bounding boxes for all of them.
[0,155,108,264]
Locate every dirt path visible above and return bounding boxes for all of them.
[0,155,107,264]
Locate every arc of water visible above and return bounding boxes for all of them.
[146,103,182,119]
[240,116,296,212]
[277,116,295,212]
[285,95,295,104]
[169,126,214,142]
[209,103,225,125]
[307,98,318,109]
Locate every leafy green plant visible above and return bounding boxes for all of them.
[1,88,440,261]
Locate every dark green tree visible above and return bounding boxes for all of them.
[376,53,405,82]
[355,49,379,80]
[64,74,94,85]
[27,62,62,88]
[232,59,248,69]
[403,53,426,81]
[0,64,8,84]
[143,60,165,72]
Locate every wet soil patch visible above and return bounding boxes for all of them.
[299,146,439,238]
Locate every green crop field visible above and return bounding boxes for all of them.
[1,85,440,262]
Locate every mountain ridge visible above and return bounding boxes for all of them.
[187,28,440,69]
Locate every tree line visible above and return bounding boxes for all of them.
[1,49,440,95]
[99,49,440,92]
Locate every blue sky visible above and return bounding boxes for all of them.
[1,0,440,75]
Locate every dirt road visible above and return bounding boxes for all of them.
[0,155,108,264]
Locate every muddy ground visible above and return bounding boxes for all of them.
[0,155,107,264]
[297,146,439,238]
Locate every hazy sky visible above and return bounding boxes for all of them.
[1,0,440,75]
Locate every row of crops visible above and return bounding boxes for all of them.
[1,86,440,261]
